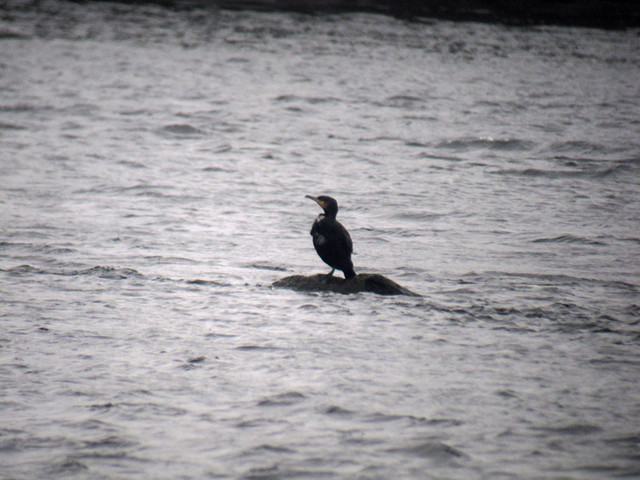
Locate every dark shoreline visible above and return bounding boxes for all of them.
[68,0,640,29]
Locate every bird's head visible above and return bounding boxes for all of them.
[305,195,338,218]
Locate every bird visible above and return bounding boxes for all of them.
[305,195,356,280]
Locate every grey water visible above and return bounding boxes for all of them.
[1,2,639,478]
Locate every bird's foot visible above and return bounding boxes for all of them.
[322,269,335,282]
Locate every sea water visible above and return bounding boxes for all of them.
[1,2,639,478]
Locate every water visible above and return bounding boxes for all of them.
[1,2,640,478]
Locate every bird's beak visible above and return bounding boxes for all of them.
[305,195,322,207]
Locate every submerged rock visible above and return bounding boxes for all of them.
[272,273,419,296]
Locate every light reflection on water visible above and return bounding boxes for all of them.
[1,2,639,479]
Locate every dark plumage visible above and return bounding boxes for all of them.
[305,195,356,279]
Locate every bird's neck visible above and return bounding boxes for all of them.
[323,206,338,219]
[321,212,337,220]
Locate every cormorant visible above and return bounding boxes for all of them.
[305,195,356,279]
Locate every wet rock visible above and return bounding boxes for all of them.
[272,273,419,296]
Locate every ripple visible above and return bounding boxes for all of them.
[157,123,206,138]
[491,164,631,179]
[245,261,289,272]
[387,441,468,461]
[236,345,283,352]
[202,165,233,173]
[48,457,88,475]
[533,423,603,435]
[88,402,116,411]
[243,443,297,455]
[186,355,206,364]
[435,136,535,151]
[243,465,333,479]
[73,266,144,279]
[0,103,54,113]
[2,264,144,280]
[273,94,340,105]
[531,234,607,246]
[363,411,461,427]
[184,278,227,286]
[257,391,306,407]
[0,30,31,40]
[4,264,45,275]
[323,405,354,416]
[380,94,425,108]
[550,140,611,154]
[0,122,27,130]
[205,332,237,339]
[81,435,136,449]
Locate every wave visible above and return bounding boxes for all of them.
[428,301,636,334]
[157,123,206,138]
[235,344,283,351]
[426,271,639,331]
[71,266,144,279]
[2,264,143,279]
[273,94,340,105]
[0,30,31,40]
[0,122,27,131]
[531,234,607,246]
[181,356,207,370]
[116,159,147,169]
[492,162,632,179]
[244,261,289,272]
[0,103,54,113]
[386,441,468,461]
[532,423,603,435]
[48,458,89,475]
[184,278,228,286]
[242,443,297,455]
[0,242,76,255]
[324,405,354,416]
[550,140,612,155]
[363,411,462,427]
[0,265,234,288]
[463,270,639,292]
[257,391,306,407]
[180,356,205,365]
[379,94,426,109]
[435,136,535,152]
[591,162,635,178]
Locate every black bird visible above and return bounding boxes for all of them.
[305,195,356,279]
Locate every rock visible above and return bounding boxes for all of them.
[272,273,419,296]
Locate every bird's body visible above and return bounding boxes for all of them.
[306,195,356,280]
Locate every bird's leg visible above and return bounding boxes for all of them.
[325,268,335,279]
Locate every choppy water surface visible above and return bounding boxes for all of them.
[1,2,640,478]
